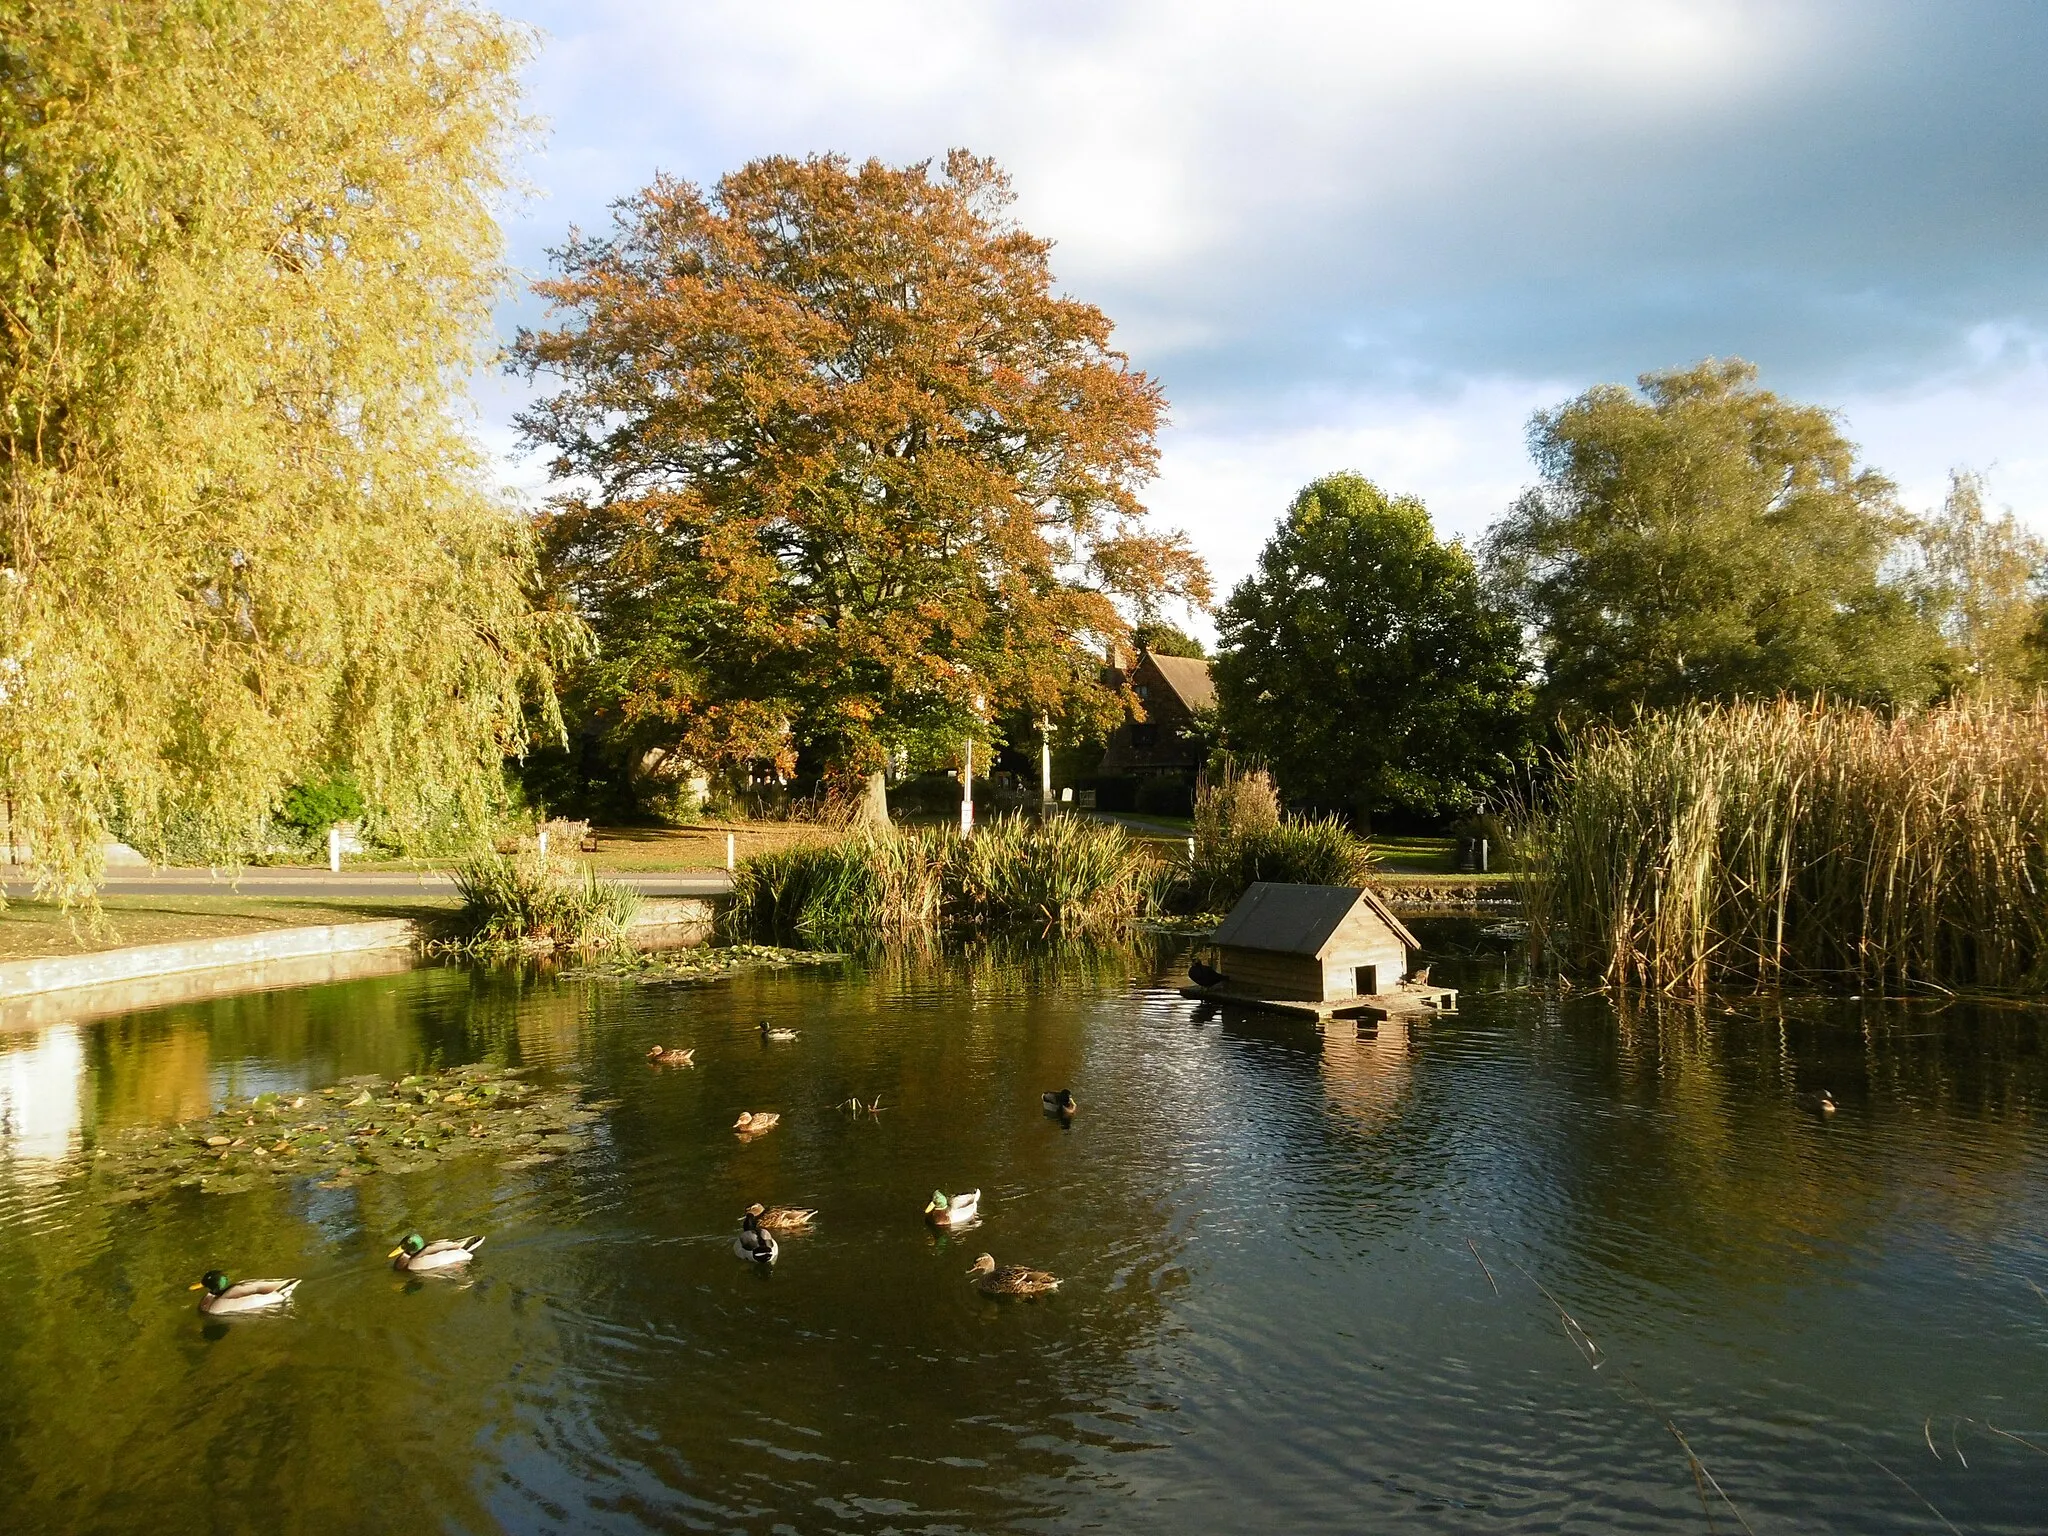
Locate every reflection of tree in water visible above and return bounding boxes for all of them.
[529,934,1199,1531]
[1316,1020,1416,1135]
[1530,987,2048,1295]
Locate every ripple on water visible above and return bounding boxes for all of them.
[4,935,2048,1531]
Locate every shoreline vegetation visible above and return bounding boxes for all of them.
[447,848,642,954]
[1519,698,2048,994]
[725,767,1390,944]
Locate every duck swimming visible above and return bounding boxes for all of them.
[759,1021,799,1042]
[746,1202,817,1233]
[1042,1089,1077,1117]
[734,1110,781,1136]
[646,1045,694,1066]
[735,1209,778,1264]
[966,1254,1059,1298]
[924,1189,981,1228]
[191,1270,299,1315]
[389,1233,485,1272]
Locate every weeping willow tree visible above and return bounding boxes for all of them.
[0,0,579,898]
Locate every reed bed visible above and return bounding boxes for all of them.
[450,849,642,953]
[1189,759,1375,908]
[1518,698,2048,992]
[724,816,1158,942]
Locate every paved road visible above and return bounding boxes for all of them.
[2,868,733,899]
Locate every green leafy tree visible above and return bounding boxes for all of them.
[0,0,576,895]
[1214,474,1530,822]
[1914,470,2045,690]
[1131,622,1206,658]
[1484,359,1945,722]
[514,151,1208,823]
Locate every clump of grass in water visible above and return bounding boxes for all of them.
[725,816,1158,942]
[1516,697,2048,993]
[451,847,641,954]
[1188,758,1375,908]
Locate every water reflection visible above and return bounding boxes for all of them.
[0,930,2044,1532]
[0,1023,82,1164]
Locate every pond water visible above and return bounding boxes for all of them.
[3,923,2047,1533]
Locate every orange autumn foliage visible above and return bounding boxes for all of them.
[515,150,1208,786]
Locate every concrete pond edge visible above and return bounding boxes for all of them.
[0,897,716,1033]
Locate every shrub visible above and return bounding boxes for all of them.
[725,816,1157,941]
[1188,759,1373,907]
[451,848,641,953]
[276,774,367,839]
[1516,698,2048,992]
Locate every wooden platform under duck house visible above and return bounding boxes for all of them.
[1177,982,1457,1024]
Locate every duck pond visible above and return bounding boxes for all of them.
[2,919,2047,1534]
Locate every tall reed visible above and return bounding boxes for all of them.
[725,816,1157,942]
[1189,759,1375,908]
[451,848,642,952]
[1518,698,2048,992]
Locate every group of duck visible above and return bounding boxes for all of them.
[191,1231,485,1315]
[190,1029,1078,1314]
[721,1062,1074,1298]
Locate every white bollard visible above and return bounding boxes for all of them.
[726,832,735,872]
[327,826,341,874]
[1187,836,1197,867]
[537,828,549,859]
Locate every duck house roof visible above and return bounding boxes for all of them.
[1209,882,1418,957]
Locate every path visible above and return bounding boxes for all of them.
[0,868,733,899]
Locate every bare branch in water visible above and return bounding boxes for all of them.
[1466,1238,1499,1296]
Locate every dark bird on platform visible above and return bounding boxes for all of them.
[1188,959,1228,989]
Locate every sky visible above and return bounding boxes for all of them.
[478,0,2048,630]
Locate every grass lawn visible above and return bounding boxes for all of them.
[580,823,834,871]
[0,895,458,962]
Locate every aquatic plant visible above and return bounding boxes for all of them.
[1187,762,1375,907]
[725,816,1157,941]
[451,849,641,952]
[1517,697,2048,992]
[90,1064,597,1202]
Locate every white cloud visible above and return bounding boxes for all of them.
[486,0,2048,600]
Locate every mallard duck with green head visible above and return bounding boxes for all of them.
[389,1233,485,1272]
[734,1209,778,1264]
[191,1270,299,1315]
[924,1189,981,1228]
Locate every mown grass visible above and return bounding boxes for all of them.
[725,816,1159,942]
[1518,697,2048,993]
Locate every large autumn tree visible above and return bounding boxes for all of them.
[1484,359,1947,723]
[0,0,575,896]
[515,151,1209,818]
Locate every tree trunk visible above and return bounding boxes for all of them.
[853,767,891,830]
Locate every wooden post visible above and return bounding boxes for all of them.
[725,832,735,872]
[327,826,341,874]
[537,827,549,859]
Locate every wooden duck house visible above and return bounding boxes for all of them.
[1183,882,1455,1021]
